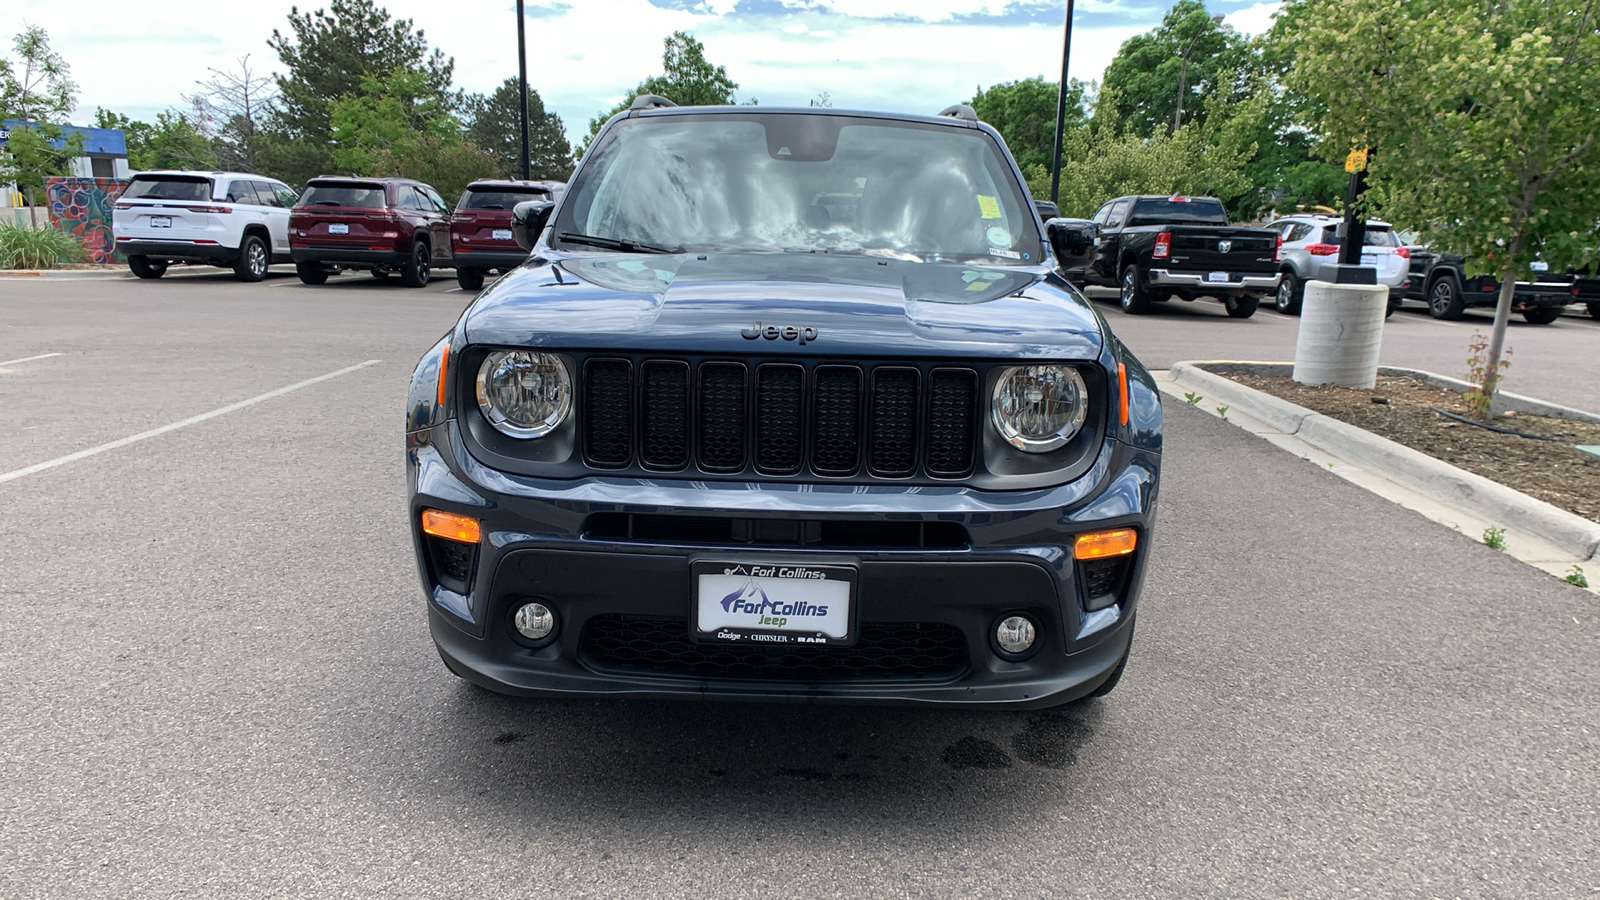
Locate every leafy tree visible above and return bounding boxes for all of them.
[0,26,77,125]
[1,27,81,214]
[186,55,278,173]
[263,0,457,185]
[581,32,739,151]
[1097,1,1252,138]
[329,67,459,174]
[462,78,572,181]
[1284,0,1600,412]
[388,134,499,202]
[970,77,1089,174]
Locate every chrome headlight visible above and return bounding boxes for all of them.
[991,365,1089,452]
[475,350,572,438]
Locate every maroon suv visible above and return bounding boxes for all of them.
[289,177,454,286]
[449,179,564,290]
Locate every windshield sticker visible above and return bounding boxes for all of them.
[985,226,1011,246]
[977,195,1002,219]
[961,269,985,283]
[965,280,994,291]
[988,248,1022,260]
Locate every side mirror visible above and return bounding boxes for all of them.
[1045,218,1097,268]
[511,200,556,251]
[1032,199,1061,224]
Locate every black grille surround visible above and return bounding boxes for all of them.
[576,354,989,482]
[580,616,970,682]
[458,349,1110,490]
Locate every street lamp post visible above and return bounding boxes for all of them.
[516,0,531,180]
[1048,0,1075,205]
[1172,14,1225,134]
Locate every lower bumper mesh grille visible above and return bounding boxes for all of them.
[580,616,969,681]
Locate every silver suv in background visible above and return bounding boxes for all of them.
[113,171,298,282]
[1269,215,1408,316]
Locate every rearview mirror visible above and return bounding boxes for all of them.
[511,200,556,251]
[1045,218,1096,268]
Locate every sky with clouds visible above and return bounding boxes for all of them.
[8,0,1281,145]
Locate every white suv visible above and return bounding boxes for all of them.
[113,171,298,282]
[1269,214,1409,316]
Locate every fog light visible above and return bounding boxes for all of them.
[995,616,1036,654]
[514,602,555,640]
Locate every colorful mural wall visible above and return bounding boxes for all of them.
[45,177,129,264]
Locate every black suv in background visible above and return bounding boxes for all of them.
[1069,195,1281,318]
[1402,245,1589,323]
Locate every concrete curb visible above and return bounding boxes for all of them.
[0,268,128,279]
[1169,360,1600,561]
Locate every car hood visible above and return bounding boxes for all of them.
[463,251,1104,358]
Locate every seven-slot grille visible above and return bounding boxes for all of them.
[580,358,980,480]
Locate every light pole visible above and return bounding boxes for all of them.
[1048,0,1075,205]
[1172,14,1225,134]
[516,0,530,180]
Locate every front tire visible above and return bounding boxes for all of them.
[295,262,329,285]
[456,268,485,291]
[1275,271,1303,314]
[400,242,431,287]
[1587,301,1600,321]
[128,256,167,279]
[1224,294,1260,319]
[233,234,269,282]
[1428,275,1465,319]
[1119,265,1152,315]
[1521,307,1562,325]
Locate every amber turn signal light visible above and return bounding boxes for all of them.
[1074,528,1137,560]
[421,509,481,544]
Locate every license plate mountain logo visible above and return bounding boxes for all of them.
[720,580,830,626]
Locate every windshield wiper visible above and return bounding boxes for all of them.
[556,232,680,254]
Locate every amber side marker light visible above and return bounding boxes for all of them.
[421,509,481,544]
[436,341,451,410]
[1075,528,1137,560]
[1117,362,1130,426]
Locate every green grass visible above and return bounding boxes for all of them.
[0,222,84,269]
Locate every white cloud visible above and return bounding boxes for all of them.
[1223,1,1281,37]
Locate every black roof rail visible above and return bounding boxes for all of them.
[630,94,678,111]
[937,104,978,121]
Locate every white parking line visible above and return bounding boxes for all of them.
[0,352,63,367]
[0,359,382,486]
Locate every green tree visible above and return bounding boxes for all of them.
[263,0,457,185]
[388,134,500,201]
[1097,1,1252,138]
[93,109,218,171]
[581,32,739,150]
[329,67,458,174]
[1,27,81,213]
[463,78,573,180]
[969,77,1089,174]
[1284,0,1600,412]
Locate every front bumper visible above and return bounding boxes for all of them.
[1149,269,1281,293]
[116,239,236,264]
[408,421,1159,708]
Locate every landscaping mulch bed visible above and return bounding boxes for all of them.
[1230,373,1600,522]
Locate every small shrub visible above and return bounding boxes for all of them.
[0,222,84,269]
[1463,332,1511,420]
[1482,525,1507,551]
[1565,565,1588,588]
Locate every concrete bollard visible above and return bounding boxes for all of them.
[1292,280,1390,388]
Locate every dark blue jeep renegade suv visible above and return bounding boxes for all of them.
[405,99,1162,708]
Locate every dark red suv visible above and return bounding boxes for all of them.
[289,177,455,286]
[449,180,564,290]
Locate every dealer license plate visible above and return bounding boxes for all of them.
[1361,254,1379,266]
[328,223,349,235]
[1207,271,1229,283]
[1530,261,1549,273]
[149,216,171,228]
[492,228,513,241]
[692,561,856,646]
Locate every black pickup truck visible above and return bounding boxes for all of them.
[1066,195,1281,318]
[1402,247,1594,323]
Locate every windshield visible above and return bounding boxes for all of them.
[1127,198,1229,227]
[460,188,550,210]
[299,183,387,208]
[554,113,1042,265]
[122,177,213,202]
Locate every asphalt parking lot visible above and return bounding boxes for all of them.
[2,271,1597,898]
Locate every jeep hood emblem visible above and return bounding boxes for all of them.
[742,321,818,345]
